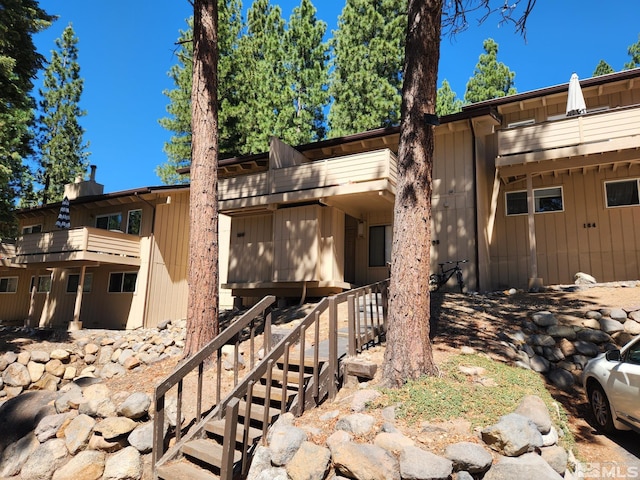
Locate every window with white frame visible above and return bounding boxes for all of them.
[66,273,93,293]
[0,277,18,293]
[126,209,142,235]
[30,275,52,293]
[22,224,42,234]
[605,179,640,208]
[96,213,122,231]
[506,187,564,216]
[108,272,137,293]
[369,225,392,267]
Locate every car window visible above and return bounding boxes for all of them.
[625,343,640,365]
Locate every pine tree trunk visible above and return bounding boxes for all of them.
[382,0,442,387]
[184,0,220,358]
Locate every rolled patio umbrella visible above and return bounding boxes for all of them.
[566,73,587,116]
[55,196,71,229]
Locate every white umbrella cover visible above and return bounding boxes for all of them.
[55,196,71,229]
[566,73,587,116]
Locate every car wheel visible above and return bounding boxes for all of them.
[589,383,615,433]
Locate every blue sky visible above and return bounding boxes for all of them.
[33,0,639,193]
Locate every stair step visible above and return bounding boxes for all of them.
[238,400,280,423]
[182,438,241,468]
[205,419,263,444]
[157,460,219,480]
[279,353,328,368]
[268,368,312,385]
[251,383,298,403]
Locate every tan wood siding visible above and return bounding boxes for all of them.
[318,207,345,283]
[228,214,273,283]
[273,206,319,282]
[219,172,269,201]
[0,270,33,323]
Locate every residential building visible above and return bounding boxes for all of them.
[1,69,638,329]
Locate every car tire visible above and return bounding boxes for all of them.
[588,383,616,433]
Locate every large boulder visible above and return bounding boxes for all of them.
[481,413,543,456]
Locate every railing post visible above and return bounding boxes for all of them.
[221,398,240,480]
[347,295,356,357]
[152,392,165,469]
[264,306,272,353]
[329,296,338,401]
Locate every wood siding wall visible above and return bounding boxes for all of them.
[490,163,640,289]
[228,214,274,283]
[273,206,319,282]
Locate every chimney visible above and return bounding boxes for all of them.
[90,165,97,182]
[64,164,104,200]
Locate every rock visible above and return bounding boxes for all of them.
[63,414,95,454]
[84,343,100,355]
[285,441,331,480]
[268,424,307,466]
[542,347,565,362]
[118,349,135,366]
[45,359,66,377]
[572,355,590,369]
[574,340,599,356]
[246,446,272,480]
[100,362,126,379]
[400,445,452,480]
[629,310,640,322]
[585,310,602,320]
[326,430,353,452]
[88,433,127,453]
[444,442,493,474]
[21,438,69,480]
[332,442,400,480]
[599,318,624,334]
[50,349,71,362]
[31,372,61,391]
[514,395,552,434]
[483,452,563,479]
[52,450,106,480]
[351,389,381,412]
[0,390,57,452]
[574,272,596,284]
[335,413,376,436]
[558,338,577,357]
[102,446,142,480]
[94,417,138,440]
[582,319,601,330]
[624,320,640,335]
[35,412,74,442]
[127,422,155,454]
[547,325,576,340]
[55,385,84,413]
[30,351,51,363]
[541,445,568,475]
[3,362,32,387]
[602,308,628,321]
[576,329,611,344]
[373,431,415,453]
[123,356,141,370]
[548,368,575,391]
[541,426,559,447]
[96,346,114,365]
[0,432,40,477]
[118,392,151,419]
[481,413,543,456]
[530,312,558,327]
[63,366,76,380]
[17,351,31,364]
[529,334,556,347]
[529,355,550,373]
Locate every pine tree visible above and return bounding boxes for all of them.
[624,34,640,69]
[593,60,614,77]
[0,0,53,236]
[464,38,516,104]
[157,0,242,185]
[436,79,463,116]
[35,23,89,204]
[328,0,408,138]
[278,0,329,145]
[232,0,286,153]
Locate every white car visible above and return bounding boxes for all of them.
[582,335,640,433]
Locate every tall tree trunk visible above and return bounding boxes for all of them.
[382,0,442,387]
[184,0,219,358]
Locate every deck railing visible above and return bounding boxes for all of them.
[153,279,389,480]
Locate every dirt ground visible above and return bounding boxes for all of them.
[2,283,639,472]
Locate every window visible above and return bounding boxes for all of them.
[369,225,392,267]
[66,273,93,293]
[108,272,137,293]
[22,225,42,234]
[605,179,640,208]
[0,277,18,293]
[506,187,564,216]
[126,210,142,235]
[96,213,122,231]
[30,275,52,293]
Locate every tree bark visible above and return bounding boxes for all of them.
[184,0,219,358]
[382,0,443,387]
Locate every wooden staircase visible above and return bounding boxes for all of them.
[153,281,388,480]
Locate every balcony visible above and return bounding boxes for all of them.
[496,105,640,171]
[13,227,141,266]
[219,148,397,212]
